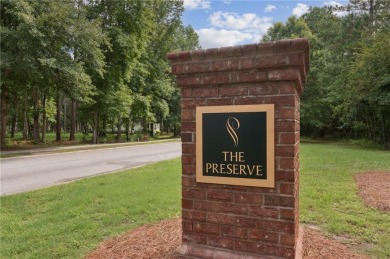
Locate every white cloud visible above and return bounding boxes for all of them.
[209,11,272,33]
[195,11,273,48]
[324,1,348,16]
[264,4,276,13]
[183,0,211,10]
[292,3,309,17]
[196,28,254,49]
[222,0,232,4]
[324,1,342,7]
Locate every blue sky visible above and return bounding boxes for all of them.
[182,0,349,48]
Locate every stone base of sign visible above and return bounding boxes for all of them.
[168,39,309,259]
[176,226,303,258]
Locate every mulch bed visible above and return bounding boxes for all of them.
[88,218,180,259]
[88,171,390,259]
[354,171,390,213]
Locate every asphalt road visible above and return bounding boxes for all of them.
[0,141,181,196]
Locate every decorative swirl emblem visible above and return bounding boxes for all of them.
[226,117,240,147]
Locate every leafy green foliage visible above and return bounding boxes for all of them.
[262,1,390,146]
[1,0,107,144]
[1,0,200,146]
[262,16,313,42]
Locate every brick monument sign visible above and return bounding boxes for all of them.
[167,38,309,258]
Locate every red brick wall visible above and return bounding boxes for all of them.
[168,39,309,258]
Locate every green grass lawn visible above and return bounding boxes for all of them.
[0,159,181,258]
[300,141,390,258]
[0,142,389,258]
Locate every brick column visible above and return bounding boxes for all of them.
[167,39,309,258]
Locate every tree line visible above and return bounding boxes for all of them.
[1,0,200,148]
[2,0,389,149]
[262,0,390,147]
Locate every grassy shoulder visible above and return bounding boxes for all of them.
[0,159,181,258]
[1,132,179,158]
[3,132,177,150]
[1,141,389,258]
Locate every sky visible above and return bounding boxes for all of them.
[181,0,349,49]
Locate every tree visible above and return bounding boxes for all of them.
[338,30,390,144]
[1,0,105,146]
[1,0,200,147]
[299,7,347,137]
[335,0,390,31]
[330,0,390,145]
[33,0,105,142]
[262,16,313,42]
[128,1,199,136]
[262,2,389,146]
[1,0,41,146]
[68,0,107,141]
[85,0,152,143]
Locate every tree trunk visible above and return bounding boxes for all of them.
[56,93,62,141]
[116,117,122,142]
[369,0,374,29]
[11,91,20,139]
[125,118,130,141]
[92,111,98,144]
[370,107,377,143]
[83,122,88,134]
[23,107,29,140]
[10,115,16,138]
[42,94,47,143]
[142,121,147,134]
[0,84,9,148]
[150,123,154,137]
[69,99,77,141]
[27,117,32,139]
[101,117,107,137]
[380,109,387,146]
[32,86,40,143]
[63,100,67,133]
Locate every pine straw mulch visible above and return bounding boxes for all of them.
[88,171,390,259]
[354,171,390,213]
[87,218,369,259]
[88,218,180,259]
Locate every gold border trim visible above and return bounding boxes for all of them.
[196,104,275,188]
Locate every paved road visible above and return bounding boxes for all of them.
[0,141,181,196]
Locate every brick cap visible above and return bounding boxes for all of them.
[168,39,308,62]
[167,38,310,85]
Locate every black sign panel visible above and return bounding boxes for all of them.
[196,105,274,187]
